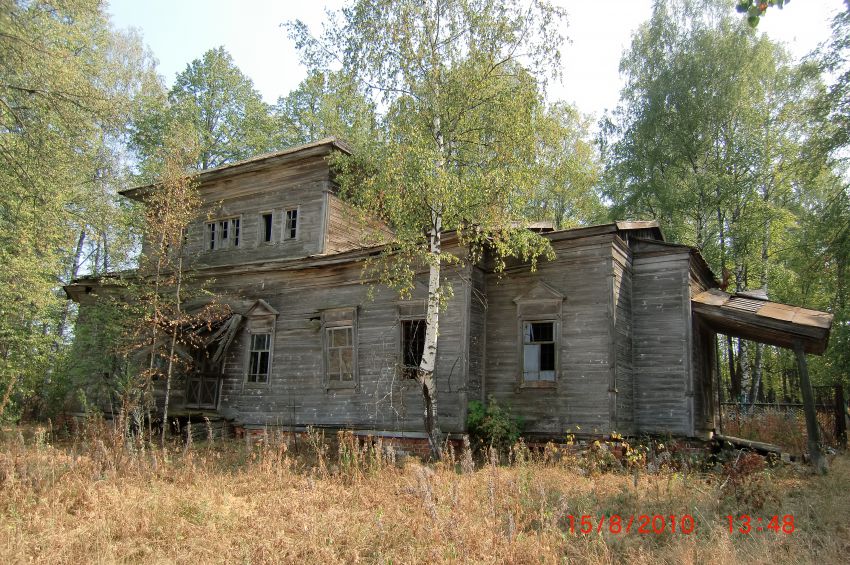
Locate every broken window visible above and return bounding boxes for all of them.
[206,217,241,250]
[522,321,556,382]
[261,212,273,243]
[401,319,426,378]
[284,207,298,240]
[514,281,564,385]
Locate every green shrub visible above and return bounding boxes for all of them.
[467,397,524,451]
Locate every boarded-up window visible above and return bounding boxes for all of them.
[322,307,357,388]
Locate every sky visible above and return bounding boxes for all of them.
[108,0,846,123]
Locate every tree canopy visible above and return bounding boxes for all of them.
[288,0,570,455]
[131,47,277,175]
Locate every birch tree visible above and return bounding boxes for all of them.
[288,0,566,457]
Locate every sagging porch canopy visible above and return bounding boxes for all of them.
[692,288,833,355]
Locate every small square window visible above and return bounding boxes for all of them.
[522,321,556,382]
[284,208,298,240]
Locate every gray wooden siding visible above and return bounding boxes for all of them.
[483,235,616,435]
[324,193,392,254]
[176,259,471,434]
[173,156,332,267]
[631,249,692,435]
[612,237,635,435]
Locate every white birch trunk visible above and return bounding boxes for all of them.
[418,211,443,459]
[161,251,184,448]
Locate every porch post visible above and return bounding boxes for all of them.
[793,340,827,474]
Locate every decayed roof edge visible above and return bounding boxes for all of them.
[119,137,352,201]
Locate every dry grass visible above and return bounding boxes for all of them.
[1,424,849,564]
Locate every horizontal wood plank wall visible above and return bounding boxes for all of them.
[176,156,332,268]
[612,237,635,435]
[631,249,692,435]
[184,259,472,434]
[484,235,615,435]
[324,193,392,254]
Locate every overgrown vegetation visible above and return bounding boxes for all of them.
[1,422,848,563]
[466,398,524,452]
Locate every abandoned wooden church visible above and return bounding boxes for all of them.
[65,138,834,441]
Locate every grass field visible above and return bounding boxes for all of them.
[1,423,848,564]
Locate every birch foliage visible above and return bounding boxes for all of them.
[289,0,567,455]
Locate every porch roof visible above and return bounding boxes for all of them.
[691,289,833,355]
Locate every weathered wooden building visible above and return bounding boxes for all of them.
[65,138,834,441]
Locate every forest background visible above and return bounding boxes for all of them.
[1,0,848,424]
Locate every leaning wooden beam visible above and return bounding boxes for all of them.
[794,340,828,474]
[211,314,242,366]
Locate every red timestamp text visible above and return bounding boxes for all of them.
[563,514,696,535]
[726,514,795,534]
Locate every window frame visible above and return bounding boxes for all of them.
[246,332,272,384]
[242,300,277,388]
[513,282,564,389]
[399,317,426,379]
[282,206,299,241]
[322,307,358,390]
[205,215,242,251]
[259,211,275,245]
[520,319,558,385]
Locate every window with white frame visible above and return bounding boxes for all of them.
[322,307,357,387]
[283,207,298,240]
[205,217,241,250]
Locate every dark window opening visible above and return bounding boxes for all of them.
[262,213,273,243]
[401,319,426,377]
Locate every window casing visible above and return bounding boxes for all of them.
[322,307,357,389]
[514,282,564,387]
[260,212,274,244]
[206,217,241,250]
[400,318,426,378]
[283,207,298,240]
[243,299,277,387]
